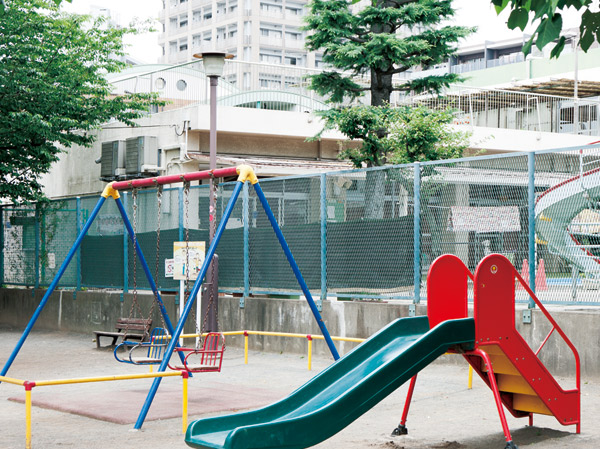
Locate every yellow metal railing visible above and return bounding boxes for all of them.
[179,330,474,384]
[0,371,189,449]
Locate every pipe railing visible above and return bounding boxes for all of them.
[0,371,189,449]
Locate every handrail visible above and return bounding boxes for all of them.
[514,267,581,394]
[0,371,189,449]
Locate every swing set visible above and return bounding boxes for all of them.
[112,181,223,371]
[0,165,340,431]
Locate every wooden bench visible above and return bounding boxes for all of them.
[93,318,152,348]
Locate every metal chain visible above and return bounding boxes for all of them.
[149,185,166,330]
[125,189,143,338]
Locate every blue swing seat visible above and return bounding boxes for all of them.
[114,327,169,365]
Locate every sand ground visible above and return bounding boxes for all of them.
[1,325,598,449]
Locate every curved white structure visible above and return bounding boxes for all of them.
[535,166,600,279]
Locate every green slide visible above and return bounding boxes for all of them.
[186,316,475,449]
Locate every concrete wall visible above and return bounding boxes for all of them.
[1,288,598,378]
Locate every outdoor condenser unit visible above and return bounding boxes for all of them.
[100,140,126,179]
[125,136,159,175]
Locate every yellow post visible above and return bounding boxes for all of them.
[182,372,189,434]
[244,332,249,365]
[24,382,34,449]
[468,365,474,389]
[307,336,313,371]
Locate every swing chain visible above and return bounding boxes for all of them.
[153,185,166,329]
[183,182,190,299]
[125,189,144,339]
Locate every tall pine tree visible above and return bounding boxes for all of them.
[305,0,473,218]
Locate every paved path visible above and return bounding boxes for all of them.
[1,326,598,449]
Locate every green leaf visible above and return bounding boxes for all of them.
[507,7,530,31]
[549,36,566,58]
[579,9,600,52]
[536,14,563,50]
[492,0,510,14]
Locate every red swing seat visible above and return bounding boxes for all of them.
[168,332,225,373]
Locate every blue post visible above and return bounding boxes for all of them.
[242,182,249,306]
[320,173,327,309]
[413,163,421,304]
[75,197,82,295]
[134,180,244,430]
[253,182,340,361]
[528,153,536,308]
[1,196,108,378]
[122,192,128,300]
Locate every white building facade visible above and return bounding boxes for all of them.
[159,0,321,68]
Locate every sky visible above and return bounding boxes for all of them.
[61,0,584,64]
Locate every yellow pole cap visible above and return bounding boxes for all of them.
[236,165,258,184]
[101,183,120,200]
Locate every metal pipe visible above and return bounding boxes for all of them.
[111,167,239,191]
[413,163,421,303]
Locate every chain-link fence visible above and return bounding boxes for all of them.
[2,144,600,305]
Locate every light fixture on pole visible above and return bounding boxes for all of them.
[192,51,232,332]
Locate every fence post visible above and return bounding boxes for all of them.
[242,181,249,308]
[0,206,3,285]
[413,163,421,304]
[122,192,128,303]
[528,152,536,308]
[319,173,327,311]
[75,197,82,297]
[34,206,40,290]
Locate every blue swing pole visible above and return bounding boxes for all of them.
[1,194,108,379]
[134,179,245,429]
[253,182,340,361]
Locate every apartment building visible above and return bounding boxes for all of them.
[158,0,322,68]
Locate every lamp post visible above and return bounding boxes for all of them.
[193,52,232,331]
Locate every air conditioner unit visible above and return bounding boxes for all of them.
[125,136,159,175]
[100,140,126,179]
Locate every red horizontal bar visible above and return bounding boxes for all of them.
[111,167,239,191]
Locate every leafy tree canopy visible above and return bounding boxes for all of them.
[304,0,473,169]
[305,0,474,106]
[492,0,599,57]
[326,105,469,168]
[0,0,158,204]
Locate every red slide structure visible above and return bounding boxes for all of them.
[398,254,580,449]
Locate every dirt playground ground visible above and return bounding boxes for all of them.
[1,325,599,449]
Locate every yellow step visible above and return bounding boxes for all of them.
[497,374,536,396]
[513,393,553,416]
[481,353,520,376]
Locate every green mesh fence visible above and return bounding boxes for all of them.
[1,145,600,305]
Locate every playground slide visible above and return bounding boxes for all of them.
[535,166,600,279]
[185,316,475,449]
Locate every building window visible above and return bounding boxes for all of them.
[176,79,187,91]
[179,39,188,51]
[203,8,212,20]
[193,10,201,22]
[155,77,166,90]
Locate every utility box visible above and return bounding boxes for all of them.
[125,136,159,175]
[100,140,126,179]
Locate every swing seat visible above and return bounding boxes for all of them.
[168,332,225,373]
[114,327,169,365]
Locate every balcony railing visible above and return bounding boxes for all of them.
[110,59,600,135]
